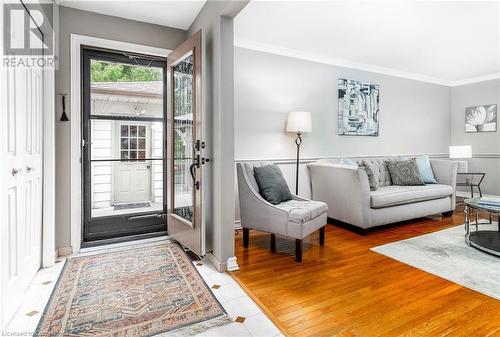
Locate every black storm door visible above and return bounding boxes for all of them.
[81,47,168,246]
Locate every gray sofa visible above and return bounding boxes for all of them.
[236,162,328,262]
[307,158,458,231]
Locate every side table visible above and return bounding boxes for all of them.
[457,172,485,198]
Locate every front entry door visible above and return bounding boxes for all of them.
[82,47,168,245]
[167,31,206,256]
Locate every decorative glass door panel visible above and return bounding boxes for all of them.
[173,54,194,222]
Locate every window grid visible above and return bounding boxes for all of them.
[120,125,147,160]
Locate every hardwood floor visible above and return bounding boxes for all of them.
[231,204,500,337]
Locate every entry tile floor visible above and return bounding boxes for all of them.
[4,255,282,337]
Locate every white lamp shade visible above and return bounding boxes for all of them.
[449,145,472,159]
[286,111,312,133]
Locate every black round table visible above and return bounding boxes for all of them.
[464,198,500,257]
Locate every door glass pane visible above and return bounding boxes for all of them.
[88,54,165,218]
[90,161,163,217]
[173,53,194,222]
[90,59,163,119]
[89,120,164,217]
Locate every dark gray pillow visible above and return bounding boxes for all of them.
[360,161,378,191]
[253,164,292,204]
[385,159,425,186]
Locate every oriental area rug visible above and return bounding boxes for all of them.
[35,242,230,337]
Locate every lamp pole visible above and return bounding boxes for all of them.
[286,111,312,195]
[294,132,302,195]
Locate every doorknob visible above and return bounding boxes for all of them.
[12,168,22,176]
[146,164,151,169]
[26,166,34,172]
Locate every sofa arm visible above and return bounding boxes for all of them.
[307,163,371,228]
[236,164,289,235]
[430,160,458,187]
[430,159,458,209]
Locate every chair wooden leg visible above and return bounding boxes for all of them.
[270,234,276,252]
[320,226,325,246]
[295,239,303,262]
[243,228,249,248]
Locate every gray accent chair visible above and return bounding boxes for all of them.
[307,158,458,233]
[236,162,328,262]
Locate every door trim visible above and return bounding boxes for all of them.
[70,34,171,254]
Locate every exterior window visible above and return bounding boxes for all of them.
[120,125,147,160]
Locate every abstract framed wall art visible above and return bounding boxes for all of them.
[465,104,497,133]
[338,78,380,136]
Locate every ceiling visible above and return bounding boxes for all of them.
[234,1,500,86]
[58,0,207,30]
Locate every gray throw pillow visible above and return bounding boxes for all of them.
[360,161,379,191]
[385,159,425,186]
[253,164,292,204]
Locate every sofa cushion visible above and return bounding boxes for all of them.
[415,155,438,184]
[356,158,393,186]
[370,184,453,208]
[243,161,273,193]
[385,159,425,186]
[275,199,328,224]
[360,161,379,191]
[254,164,292,204]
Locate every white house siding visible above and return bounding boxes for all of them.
[152,122,164,204]
[91,120,113,209]
[90,96,164,210]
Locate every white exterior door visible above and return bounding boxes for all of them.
[0,28,44,328]
[113,123,152,204]
[167,31,206,256]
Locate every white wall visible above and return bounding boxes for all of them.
[451,79,500,196]
[234,47,452,213]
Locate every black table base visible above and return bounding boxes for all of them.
[468,231,500,257]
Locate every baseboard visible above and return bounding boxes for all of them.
[57,246,73,257]
[206,252,226,272]
[226,256,240,271]
[234,220,242,229]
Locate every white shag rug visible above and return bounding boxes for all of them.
[371,224,500,300]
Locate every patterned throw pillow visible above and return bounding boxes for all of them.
[360,161,379,191]
[385,159,425,186]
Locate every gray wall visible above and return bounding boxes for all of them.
[55,6,186,249]
[187,0,248,270]
[451,79,500,196]
[234,47,452,206]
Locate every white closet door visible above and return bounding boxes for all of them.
[0,9,44,328]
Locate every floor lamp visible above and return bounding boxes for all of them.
[286,111,312,195]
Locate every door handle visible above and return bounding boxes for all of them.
[12,168,22,176]
[128,213,164,221]
[26,166,34,172]
[146,164,151,169]
[189,155,200,190]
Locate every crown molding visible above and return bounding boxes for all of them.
[449,73,500,87]
[235,38,499,88]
